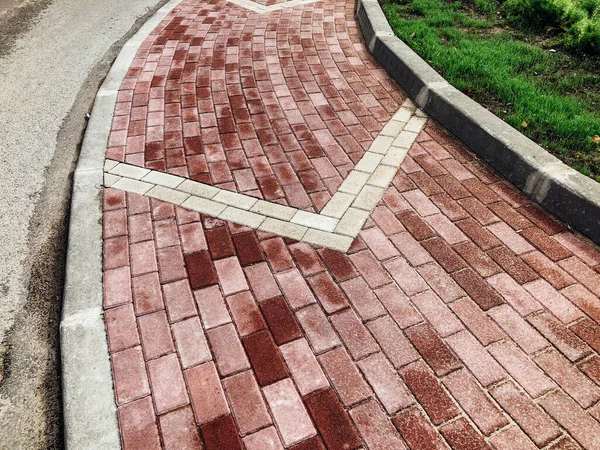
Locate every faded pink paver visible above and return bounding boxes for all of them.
[263,379,316,447]
[102,0,600,448]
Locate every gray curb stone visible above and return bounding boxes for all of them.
[356,0,600,245]
[61,0,183,448]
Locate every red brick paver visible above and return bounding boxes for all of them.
[106,0,404,213]
[102,0,600,448]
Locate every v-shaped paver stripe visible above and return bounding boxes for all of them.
[226,0,320,13]
[104,100,427,251]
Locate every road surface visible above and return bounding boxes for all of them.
[0,0,165,447]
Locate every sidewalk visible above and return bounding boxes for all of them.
[100,0,600,448]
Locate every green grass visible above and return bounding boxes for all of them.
[383,0,600,180]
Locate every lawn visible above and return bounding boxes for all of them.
[382,0,600,181]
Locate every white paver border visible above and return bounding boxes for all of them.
[226,0,320,13]
[105,100,426,252]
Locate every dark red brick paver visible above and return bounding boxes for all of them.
[102,0,600,448]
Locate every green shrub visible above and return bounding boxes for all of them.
[502,0,600,53]
[502,0,561,26]
[567,15,600,51]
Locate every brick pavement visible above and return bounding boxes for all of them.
[106,0,404,212]
[101,0,600,448]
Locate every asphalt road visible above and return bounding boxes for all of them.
[0,0,165,447]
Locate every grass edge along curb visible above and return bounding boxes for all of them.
[356,0,600,246]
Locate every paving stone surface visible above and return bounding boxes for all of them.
[101,0,600,448]
[106,0,405,214]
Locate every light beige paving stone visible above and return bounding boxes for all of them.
[338,171,370,196]
[259,218,308,241]
[103,173,120,188]
[291,210,338,232]
[251,200,296,221]
[227,0,268,12]
[181,196,227,216]
[402,98,417,109]
[302,229,353,252]
[104,159,119,172]
[415,109,427,117]
[353,185,386,211]
[213,189,258,210]
[393,130,419,149]
[367,165,398,188]
[177,179,220,199]
[354,152,384,173]
[380,120,406,137]
[103,104,429,255]
[320,192,356,219]
[146,185,190,205]
[109,162,150,180]
[141,171,184,189]
[112,177,153,195]
[369,136,395,154]
[219,206,266,229]
[381,146,409,167]
[269,0,317,9]
[404,116,428,133]
[393,107,414,122]
[335,207,371,236]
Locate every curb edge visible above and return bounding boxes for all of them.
[356,0,600,245]
[60,1,183,448]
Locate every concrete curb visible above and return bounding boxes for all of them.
[60,0,183,448]
[356,0,600,245]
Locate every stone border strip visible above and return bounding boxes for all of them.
[104,100,426,252]
[227,0,320,13]
[61,0,184,448]
[356,0,600,246]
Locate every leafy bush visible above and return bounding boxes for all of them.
[502,0,600,52]
[567,15,600,52]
